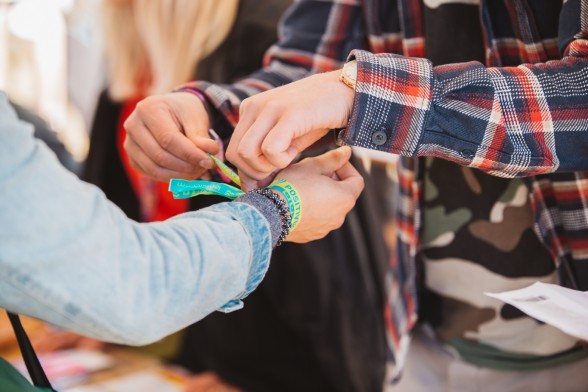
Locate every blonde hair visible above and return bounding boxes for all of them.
[102,0,239,101]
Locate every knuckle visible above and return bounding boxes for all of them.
[152,150,170,167]
[260,144,279,159]
[241,97,256,111]
[143,163,158,179]
[225,149,236,164]
[346,197,357,211]
[239,100,250,117]
[158,131,175,150]
[135,99,151,114]
[182,150,199,164]
[123,116,134,133]
[237,144,256,160]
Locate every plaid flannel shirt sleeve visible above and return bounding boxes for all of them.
[341,1,588,178]
[177,0,364,137]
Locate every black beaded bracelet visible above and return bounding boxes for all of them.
[252,188,292,246]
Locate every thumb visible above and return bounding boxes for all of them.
[193,136,220,156]
[238,170,277,192]
[308,146,352,175]
[175,92,211,141]
[335,162,365,199]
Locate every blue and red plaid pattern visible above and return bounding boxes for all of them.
[180,0,588,381]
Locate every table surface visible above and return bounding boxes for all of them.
[0,311,186,391]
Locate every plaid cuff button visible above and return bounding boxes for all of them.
[460,149,474,159]
[371,130,387,146]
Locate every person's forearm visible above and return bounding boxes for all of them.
[341,43,588,177]
[177,0,363,135]
[0,93,272,345]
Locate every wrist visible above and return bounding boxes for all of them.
[175,89,212,124]
[236,191,289,247]
[251,188,292,247]
[324,69,355,129]
[340,59,357,90]
[267,179,302,233]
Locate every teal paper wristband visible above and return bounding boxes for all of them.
[169,179,244,200]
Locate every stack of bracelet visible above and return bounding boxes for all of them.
[252,188,292,246]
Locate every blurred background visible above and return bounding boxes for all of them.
[1,0,103,166]
[0,1,398,391]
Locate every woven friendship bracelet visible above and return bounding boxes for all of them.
[251,188,292,247]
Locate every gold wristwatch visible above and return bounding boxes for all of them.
[339,60,357,90]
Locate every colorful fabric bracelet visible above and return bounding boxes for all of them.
[168,151,243,199]
[168,156,300,244]
[268,179,302,231]
[168,179,244,199]
[250,188,292,246]
[208,153,241,187]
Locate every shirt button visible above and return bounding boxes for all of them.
[371,130,387,146]
[461,149,474,159]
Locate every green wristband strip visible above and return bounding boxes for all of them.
[169,179,244,200]
[268,179,302,231]
[209,154,241,187]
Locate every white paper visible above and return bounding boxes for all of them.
[485,282,588,341]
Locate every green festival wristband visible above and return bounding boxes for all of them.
[169,154,244,200]
[209,154,241,187]
[169,179,244,199]
[268,179,302,231]
[169,157,302,234]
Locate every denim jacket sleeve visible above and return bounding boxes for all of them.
[0,92,272,346]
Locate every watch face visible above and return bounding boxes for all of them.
[341,60,357,89]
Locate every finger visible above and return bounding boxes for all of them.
[132,107,208,166]
[226,108,256,163]
[290,127,332,153]
[233,116,278,174]
[260,123,299,169]
[257,169,279,189]
[239,165,279,188]
[126,140,201,181]
[335,163,365,199]
[262,121,328,168]
[175,92,211,142]
[127,154,199,182]
[192,136,220,156]
[124,115,196,171]
[239,176,258,192]
[238,172,265,192]
[305,146,352,175]
[333,153,360,180]
[124,122,200,174]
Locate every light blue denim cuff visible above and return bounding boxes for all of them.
[214,200,274,313]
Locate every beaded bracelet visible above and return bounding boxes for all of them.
[252,188,292,246]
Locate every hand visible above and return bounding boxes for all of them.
[226,70,354,191]
[274,146,364,243]
[124,92,219,181]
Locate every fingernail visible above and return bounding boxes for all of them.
[200,159,214,169]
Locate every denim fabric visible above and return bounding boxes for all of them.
[0,92,272,345]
